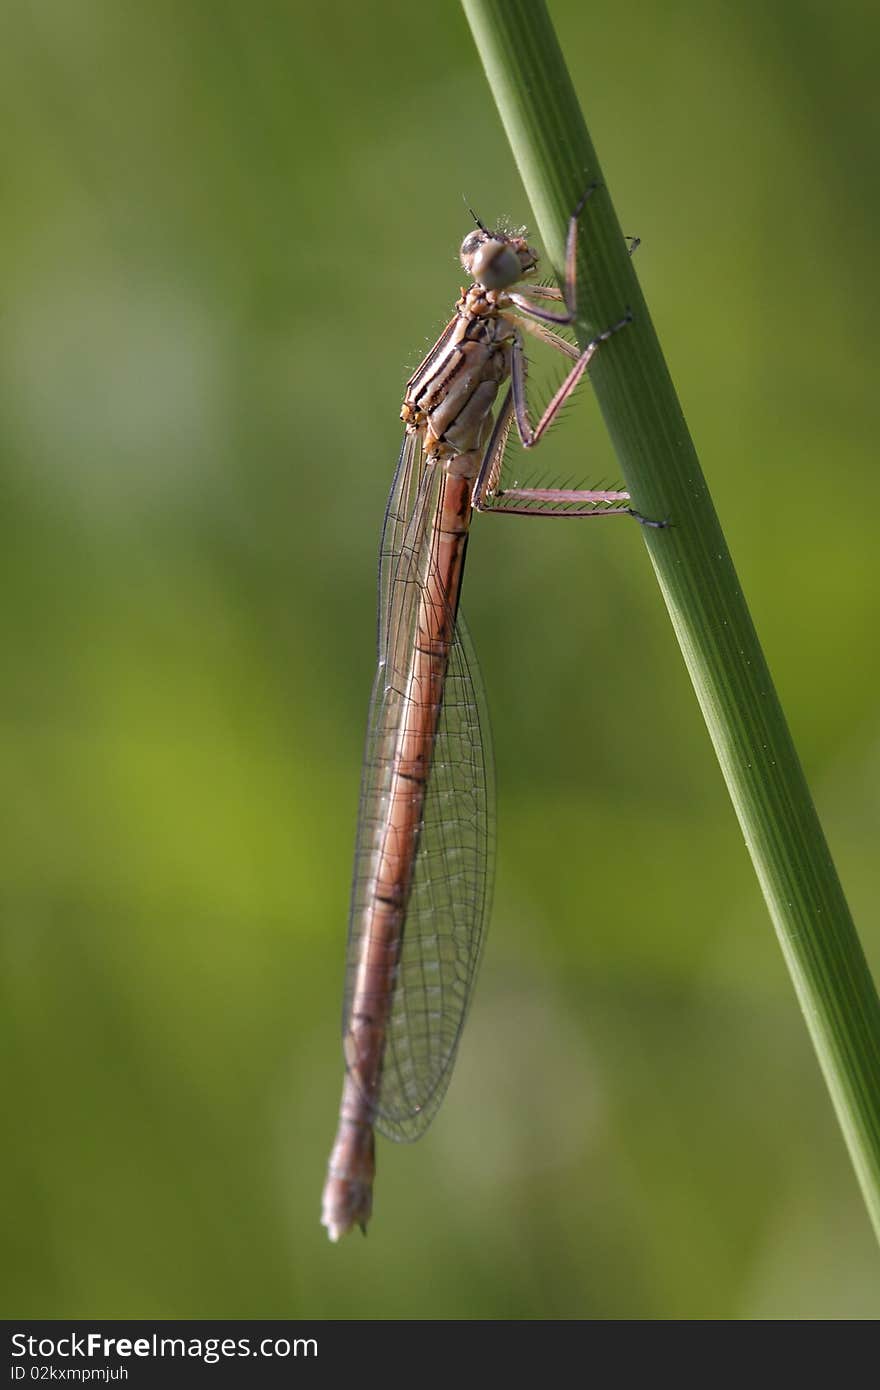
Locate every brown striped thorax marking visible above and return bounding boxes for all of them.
[400,226,541,467]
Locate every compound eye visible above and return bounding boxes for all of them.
[472,242,520,289]
[460,231,484,260]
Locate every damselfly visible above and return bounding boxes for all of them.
[321,187,663,1241]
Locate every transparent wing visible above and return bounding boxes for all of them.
[374,606,494,1141]
[344,438,495,1142]
[377,428,427,660]
[378,313,458,657]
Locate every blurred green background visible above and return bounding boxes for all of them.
[3,0,879,1319]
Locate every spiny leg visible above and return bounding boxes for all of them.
[517,313,579,359]
[472,205,665,527]
[472,386,641,521]
[507,182,601,327]
[471,370,666,529]
[470,387,513,506]
[510,188,640,328]
[510,313,632,450]
[503,301,667,523]
[559,182,600,322]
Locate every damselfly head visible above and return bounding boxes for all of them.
[459,227,539,290]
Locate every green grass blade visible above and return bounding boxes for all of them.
[462,0,880,1242]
